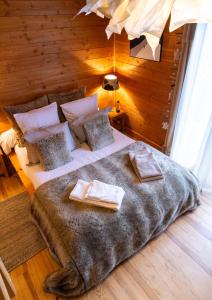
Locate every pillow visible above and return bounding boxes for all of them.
[14,102,60,135]
[0,128,17,155]
[70,107,112,144]
[83,113,114,151]
[47,87,86,121]
[60,94,98,123]
[70,114,88,144]
[3,95,48,147]
[25,141,40,166]
[33,131,73,171]
[24,122,79,166]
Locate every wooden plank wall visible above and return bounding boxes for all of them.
[115,23,184,149]
[0,1,184,150]
[0,0,114,129]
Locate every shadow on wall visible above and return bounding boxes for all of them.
[115,82,146,136]
[114,52,171,146]
[114,54,149,134]
[115,71,168,146]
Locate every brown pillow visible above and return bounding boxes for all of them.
[3,95,48,147]
[47,87,86,121]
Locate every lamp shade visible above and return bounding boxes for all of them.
[102,74,119,91]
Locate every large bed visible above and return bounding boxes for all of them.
[14,128,200,298]
[15,128,134,189]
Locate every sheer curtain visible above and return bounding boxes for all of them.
[171,23,212,197]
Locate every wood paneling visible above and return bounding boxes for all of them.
[115,23,184,149]
[0,1,184,150]
[0,0,113,113]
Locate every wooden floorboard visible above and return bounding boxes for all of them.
[0,174,25,201]
[0,175,211,300]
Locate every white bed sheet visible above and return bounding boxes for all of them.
[15,128,135,189]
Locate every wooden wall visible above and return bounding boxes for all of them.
[0,0,113,128]
[115,23,184,149]
[0,1,184,150]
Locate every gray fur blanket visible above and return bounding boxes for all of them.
[31,141,200,297]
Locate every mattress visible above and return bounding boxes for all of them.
[15,128,134,189]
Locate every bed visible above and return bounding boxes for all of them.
[14,128,200,298]
[15,128,134,189]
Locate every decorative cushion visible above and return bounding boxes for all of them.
[14,102,60,135]
[70,107,112,144]
[60,94,98,123]
[70,115,88,144]
[3,95,48,147]
[25,142,40,166]
[24,122,79,166]
[33,131,73,171]
[83,113,114,151]
[48,87,86,121]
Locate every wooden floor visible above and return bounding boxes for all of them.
[0,175,212,300]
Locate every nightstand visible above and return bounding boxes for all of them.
[0,148,9,177]
[109,110,126,132]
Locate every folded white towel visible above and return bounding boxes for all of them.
[70,179,90,201]
[69,179,125,211]
[85,180,125,205]
[84,198,121,211]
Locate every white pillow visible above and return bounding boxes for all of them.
[170,0,212,32]
[14,102,60,134]
[60,94,98,123]
[0,128,17,155]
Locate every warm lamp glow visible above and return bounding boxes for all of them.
[102,74,119,91]
[105,74,117,80]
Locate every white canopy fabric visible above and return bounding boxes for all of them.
[170,0,212,32]
[78,0,212,54]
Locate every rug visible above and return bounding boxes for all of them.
[0,192,46,271]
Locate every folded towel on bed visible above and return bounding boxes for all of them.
[70,179,90,201]
[83,198,121,210]
[86,180,125,204]
[69,179,125,210]
[128,147,150,160]
[129,149,163,182]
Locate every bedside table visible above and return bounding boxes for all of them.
[109,110,126,132]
